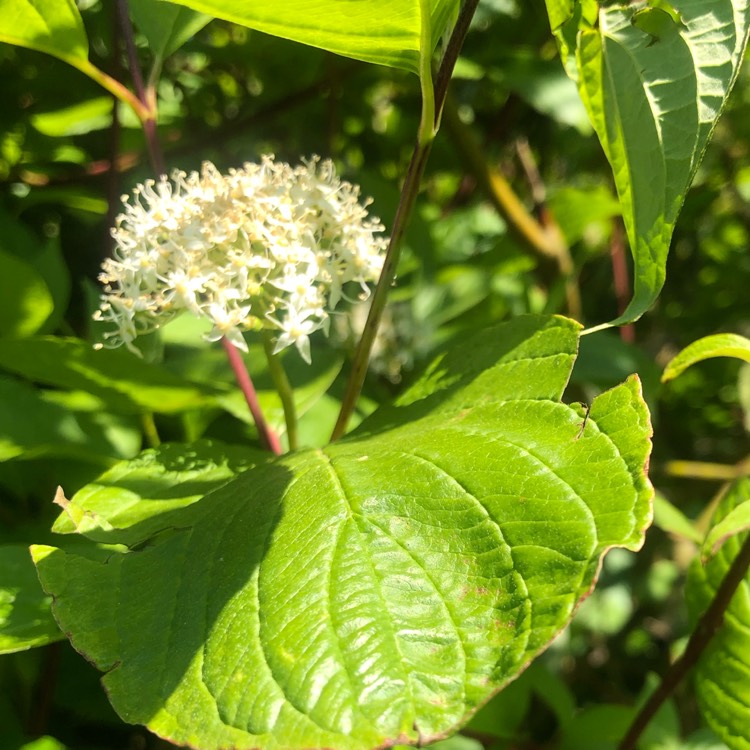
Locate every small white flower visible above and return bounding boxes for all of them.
[95,156,388,361]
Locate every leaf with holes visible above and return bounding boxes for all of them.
[32,315,652,750]
[548,0,750,326]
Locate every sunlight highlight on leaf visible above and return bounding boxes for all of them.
[548,0,750,328]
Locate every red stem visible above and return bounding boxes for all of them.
[611,220,635,343]
[221,337,281,455]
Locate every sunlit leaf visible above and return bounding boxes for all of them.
[0,0,88,63]
[155,0,461,73]
[662,333,750,382]
[33,315,652,750]
[549,0,750,326]
[0,377,139,462]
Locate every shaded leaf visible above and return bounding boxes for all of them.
[0,337,213,414]
[0,377,139,462]
[0,544,62,654]
[686,477,750,750]
[0,251,53,337]
[662,333,750,382]
[33,315,652,750]
[129,0,211,60]
[549,0,750,326]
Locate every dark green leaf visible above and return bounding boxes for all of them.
[0,251,53,337]
[0,337,214,414]
[129,0,211,60]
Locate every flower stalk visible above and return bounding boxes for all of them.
[221,337,281,454]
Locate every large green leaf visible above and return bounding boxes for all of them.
[32,315,652,750]
[155,0,460,73]
[549,0,750,326]
[686,477,750,750]
[0,545,62,653]
[0,0,88,64]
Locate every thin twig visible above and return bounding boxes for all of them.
[618,532,750,750]
[331,0,481,441]
[27,642,63,737]
[114,0,165,174]
[515,136,582,319]
[610,219,634,342]
[221,338,281,455]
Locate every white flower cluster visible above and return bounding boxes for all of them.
[94,156,388,363]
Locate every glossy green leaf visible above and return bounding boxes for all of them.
[130,0,211,59]
[0,0,88,63]
[0,544,62,653]
[0,337,213,414]
[662,333,750,382]
[156,0,460,73]
[50,439,264,543]
[0,251,53,337]
[550,0,750,326]
[686,477,750,750]
[33,315,652,750]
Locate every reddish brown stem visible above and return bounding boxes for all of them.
[610,220,635,343]
[221,337,281,455]
[114,0,165,174]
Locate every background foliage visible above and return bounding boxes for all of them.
[0,0,750,749]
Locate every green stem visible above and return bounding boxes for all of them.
[70,57,151,121]
[141,412,161,448]
[262,333,298,451]
[331,0,480,441]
